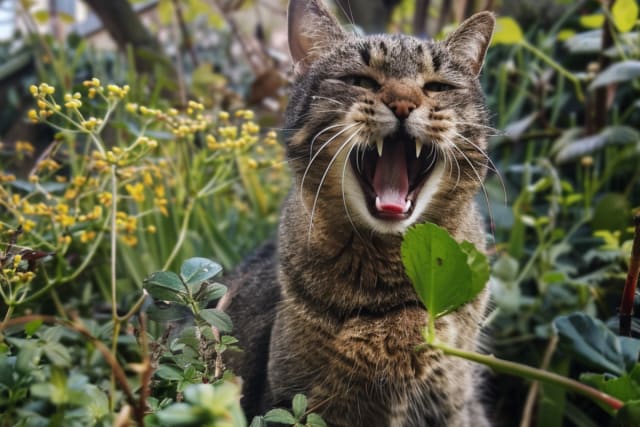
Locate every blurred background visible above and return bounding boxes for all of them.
[1,1,640,426]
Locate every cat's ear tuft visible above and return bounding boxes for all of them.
[288,0,346,74]
[444,11,495,76]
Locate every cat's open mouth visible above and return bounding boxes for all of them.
[350,131,438,221]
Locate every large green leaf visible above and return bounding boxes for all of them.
[180,257,223,289]
[554,313,640,376]
[401,223,488,319]
[144,271,187,303]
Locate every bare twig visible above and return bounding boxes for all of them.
[620,214,640,336]
[171,0,199,67]
[519,335,559,427]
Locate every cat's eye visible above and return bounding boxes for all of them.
[341,75,381,91]
[423,81,457,93]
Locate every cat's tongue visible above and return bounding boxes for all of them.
[372,141,410,215]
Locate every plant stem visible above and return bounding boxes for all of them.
[520,40,585,103]
[422,340,624,411]
[162,197,196,271]
[620,214,640,336]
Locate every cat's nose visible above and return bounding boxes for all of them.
[388,100,417,119]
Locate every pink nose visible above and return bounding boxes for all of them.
[388,100,416,119]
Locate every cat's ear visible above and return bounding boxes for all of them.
[288,0,346,74]
[444,11,495,76]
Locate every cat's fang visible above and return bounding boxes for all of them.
[376,140,384,157]
[415,139,423,158]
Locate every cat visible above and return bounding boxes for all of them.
[224,1,495,425]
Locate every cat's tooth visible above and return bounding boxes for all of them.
[415,139,423,158]
[376,140,384,157]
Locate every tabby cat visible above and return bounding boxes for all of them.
[224,1,495,425]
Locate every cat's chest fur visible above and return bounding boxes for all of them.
[224,1,495,425]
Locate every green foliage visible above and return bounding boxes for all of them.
[250,394,327,427]
[554,313,640,376]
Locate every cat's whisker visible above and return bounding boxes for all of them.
[308,122,352,158]
[448,140,496,234]
[301,122,359,195]
[307,126,363,242]
[341,138,367,243]
[451,129,507,205]
[311,95,346,106]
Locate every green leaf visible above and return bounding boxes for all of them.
[144,271,187,303]
[264,408,297,424]
[554,313,639,376]
[459,241,490,299]
[16,342,42,374]
[24,320,43,337]
[580,14,605,29]
[250,417,267,427]
[612,0,639,32]
[42,342,72,367]
[195,282,227,303]
[616,400,640,425]
[155,365,184,381]
[155,403,200,425]
[590,60,640,90]
[492,17,524,45]
[32,9,50,24]
[199,308,233,333]
[292,394,307,419]
[593,193,631,234]
[180,257,223,289]
[554,125,640,163]
[581,364,640,403]
[306,413,328,427]
[401,223,486,319]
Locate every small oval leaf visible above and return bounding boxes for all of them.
[580,14,605,29]
[492,17,524,45]
[264,408,297,424]
[180,257,223,288]
[144,271,186,302]
[292,394,307,419]
[199,308,233,333]
[612,0,639,32]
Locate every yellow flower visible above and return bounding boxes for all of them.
[22,219,36,232]
[125,182,145,203]
[12,254,22,268]
[28,109,39,122]
[146,225,157,234]
[80,230,96,243]
[0,173,16,183]
[98,192,113,207]
[247,158,258,169]
[15,141,35,155]
[58,235,72,245]
[120,235,138,247]
[64,188,78,200]
[143,171,153,186]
